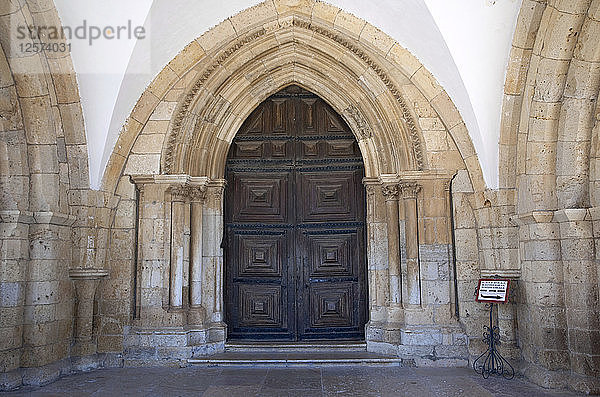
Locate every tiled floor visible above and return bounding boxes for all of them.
[1,367,584,396]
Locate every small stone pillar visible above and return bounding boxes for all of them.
[69,268,109,357]
[169,186,187,309]
[401,182,422,306]
[382,183,402,305]
[203,180,226,324]
[188,186,207,325]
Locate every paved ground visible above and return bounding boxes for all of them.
[0,366,584,396]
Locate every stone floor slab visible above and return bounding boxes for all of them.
[0,367,586,396]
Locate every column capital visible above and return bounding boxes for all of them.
[169,185,189,201]
[189,186,207,202]
[399,182,421,198]
[381,184,400,200]
[206,179,227,200]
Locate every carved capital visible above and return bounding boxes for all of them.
[381,184,400,200]
[365,184,377,198]
[443,179,452,192]
[399,182,421,199]
[188,186,207,202]
[169,185,189,201]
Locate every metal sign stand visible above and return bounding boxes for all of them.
[473,278,514,379]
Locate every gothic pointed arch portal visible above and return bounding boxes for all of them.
[224,85,368,341]
[114,2,480,363]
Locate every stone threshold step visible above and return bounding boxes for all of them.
[188,351,403,367]
[225,341,367,352]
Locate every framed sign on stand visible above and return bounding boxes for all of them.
[473,278,514,379]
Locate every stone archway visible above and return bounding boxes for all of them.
[103,1,480,366]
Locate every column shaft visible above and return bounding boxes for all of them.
[402,183,421,305]
[190,200,204,307]
[170,188,187,309]
[383,184,401,304]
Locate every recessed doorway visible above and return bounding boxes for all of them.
[224,85,367,341]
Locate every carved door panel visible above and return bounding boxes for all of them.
[225,85,366,341]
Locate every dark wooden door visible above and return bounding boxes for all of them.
[224,85,366,341]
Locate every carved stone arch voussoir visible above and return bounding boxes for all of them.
[161,17,425,176]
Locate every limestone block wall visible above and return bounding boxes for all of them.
[7,0,599,395]
[497,0,600,393]
[97,0,490,370]
[0,0,110,390]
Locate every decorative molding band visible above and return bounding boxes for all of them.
[511,211,555,226]
[0,210,35,224]
[69,268,110,280]
[480,269,521,279]
[553,208,590,223]
[130,174,210,187]
[343,104,372,140]
[33,211,77,226]
[164,16,424,174]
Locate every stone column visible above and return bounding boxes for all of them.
[188,185,207,325]
[513,211,569,387]
[555,209,599,389]
[382,183,401,306]
[203,180,227,340]
[169,186,188,309]
[401,182,422,306]
[364,179,388,317]
[444,178,457,318]
[68,268,108,358]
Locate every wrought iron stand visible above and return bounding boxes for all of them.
[472,302,514,379]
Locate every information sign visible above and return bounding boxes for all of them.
[476,279,510,303]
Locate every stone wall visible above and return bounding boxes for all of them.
[497,0,600,393]
[0,0,107,390]
[97,0,483,371]
[1,0,598,395]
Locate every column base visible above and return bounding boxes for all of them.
[366,321,469,367]
[122,323,227,366]
[186,306,207,326]
[523,362,600,395]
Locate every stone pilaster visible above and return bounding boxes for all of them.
[514,211,569,388]
[201,179,227,343]
[363,178,389,324]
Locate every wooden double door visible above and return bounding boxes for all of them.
[224,85,367,341]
